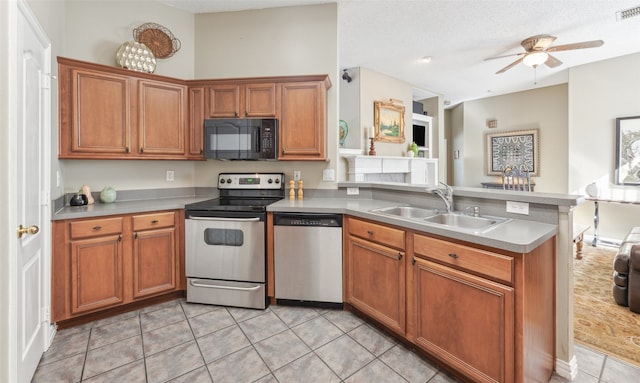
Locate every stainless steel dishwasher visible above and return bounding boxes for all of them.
[273,213,343,304]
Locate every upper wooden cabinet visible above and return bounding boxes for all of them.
[58,57,188,160]
[278,80,329,161]
[58,57,331,161]
[207,83,276,118]
[193,74,331,161]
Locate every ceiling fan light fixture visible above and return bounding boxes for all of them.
[523,51,549,67]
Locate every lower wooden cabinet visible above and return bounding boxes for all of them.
[52,210,184,323]
[132,212,177,299]
[411,256,514,383]
[69,218,124,315]
[344,216,555,383]
[344,217,406,335]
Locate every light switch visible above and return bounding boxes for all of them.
[322,169,335,181]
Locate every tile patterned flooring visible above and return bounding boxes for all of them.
[32,298,640,383]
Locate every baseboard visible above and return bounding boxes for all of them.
[555,355,578,380]
[46,323,57,352]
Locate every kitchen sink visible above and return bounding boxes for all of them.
[370,206,439,219]
[423,213,509,232]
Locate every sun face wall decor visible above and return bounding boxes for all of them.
[373,100,405,143]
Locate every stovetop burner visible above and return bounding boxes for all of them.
[185,172,285,214]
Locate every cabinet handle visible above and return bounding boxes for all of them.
[118,235,122,242]
[140,147,144,153]
[397,252,402,260]
[134,232,138,239]
[125,147,130,153]
[448,253,459,259]
[234,112,238,117]
[151,220,159,224]
[411,257,416,266]
[367,230,374,235]
[199,149,203,154]
[92,225,102,231]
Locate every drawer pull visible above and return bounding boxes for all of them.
[151,220,159,224]
[92,225,102,231]
[134,232,138,239]
[397,252,402,260]
[411,257,416,266]
[118,235,122,242]
[367,230,374,235]
[448,253,459,259]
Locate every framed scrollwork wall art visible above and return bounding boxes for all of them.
[486,129,539,176]
[373,100,405,143]
[615,116,640,185]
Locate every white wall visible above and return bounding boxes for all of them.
[359,67,414,157]
[193,4,339,189]
[457,84,569,193]
[569,52,640,241]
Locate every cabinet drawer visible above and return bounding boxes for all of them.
[413,234,513,284]
[348,218,405,250]
[70,217,123,239]
[133,212,175,231]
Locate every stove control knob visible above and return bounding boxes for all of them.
[220,179,225,184]
[226,178,232,184]
[274,178,280,184]
[267,178,273,184]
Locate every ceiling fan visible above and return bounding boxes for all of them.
[486,34,604,74]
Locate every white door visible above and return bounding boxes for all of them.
[12,1,52,382]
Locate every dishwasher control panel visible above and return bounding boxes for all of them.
[274,214,342,227]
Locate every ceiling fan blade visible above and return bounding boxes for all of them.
[547,40,604,52]
[496,57,524,74]
[484,52,525,61]
[544,54,563,68]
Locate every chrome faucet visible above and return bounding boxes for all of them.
[430,182,454,213]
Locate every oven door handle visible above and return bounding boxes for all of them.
[189,280,262,291]
[187,216,261,222]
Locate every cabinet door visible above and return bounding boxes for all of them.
[278,82,326,160]
[244,83,276,117]
[70,235,124,315]
[188,86,205,157]
[208,84,241,118]
[411,256,514,383]
[68,68,131,155]
[346,235,405,335]
[132,227,177,299]
[138,80,186,156]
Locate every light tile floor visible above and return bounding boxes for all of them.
[32,298,640,383]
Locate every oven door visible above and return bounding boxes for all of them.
[185,216,265,282]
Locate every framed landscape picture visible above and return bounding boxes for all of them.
[615,116,640,185]
[486,129,539,176]
[374,100,405,143]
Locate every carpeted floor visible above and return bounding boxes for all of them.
[573,244,640,366]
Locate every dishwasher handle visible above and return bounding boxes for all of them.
[273,213,342,227]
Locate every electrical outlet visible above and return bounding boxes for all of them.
[506,201,529,215]
[322,169,335,181]
[347,187,359,195]
[56,170,61,187]
[166,170,174,182]
[294,170,301,181]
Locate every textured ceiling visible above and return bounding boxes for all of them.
[159,0,640,106]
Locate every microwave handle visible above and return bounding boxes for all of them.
[255,128,261,153]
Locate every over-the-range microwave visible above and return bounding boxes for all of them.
[203,118,278,160]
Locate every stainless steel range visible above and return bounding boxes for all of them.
[185,172,284,309]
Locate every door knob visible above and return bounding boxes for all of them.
[17,224,39,239]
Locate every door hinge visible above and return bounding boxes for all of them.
[41,73,52,89]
